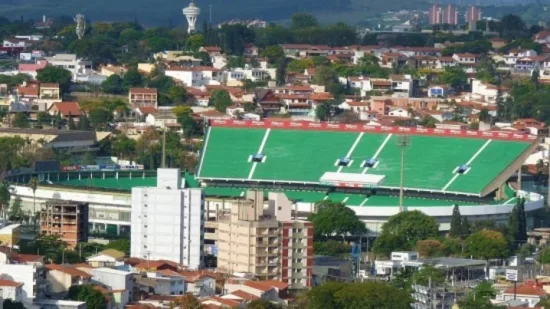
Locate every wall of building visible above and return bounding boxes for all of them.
[0,264,36,303]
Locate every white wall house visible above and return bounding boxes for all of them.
[469,79,509,104]
[44,54,93,79]
[165,67,221,87]
[504,49,538,66]
[131,168,205,269]
[0,280,23,302]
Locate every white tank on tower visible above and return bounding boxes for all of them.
[183,0,200,34]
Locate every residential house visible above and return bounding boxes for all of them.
[44,264,91,295]
[200,296,241,308]
[223,65,276,86]
[129,88,158,108]
[18,60,48,79]
[280,44,330,58]
[255,89,282,116]
[44,54,93,80]
[388,108,410,118]
[39,83,60,101]
[178,271,216,297]
[153,51,202,65]
[437,57,457,68]
[224,279,282,305]
[165,66,221,87]
[428,85,449,98]
[199,46,222,57]
[496,281,546,307]
[339,100,373,121]
[468,79,509,104]
[86,249,125,268]
[514,56,547,72]
[0,279,24,302]
[409,56,439,69]
[381,52,407,68]
[534,30,550,44]
[391,75,413,97]
[145,111,180,130]
[244,44,259,57]
[17,83,39,99]
[187,87,210,107]
[398,47,442,57]
[101,65,127,77]
[0,250,45,304]
[34,299,86,309]
[3,38,32,48]
[504,49,538,67]
[137,269,186,296]
[489,38,506,49]
[452,53,480,65]
[47,102,81,122]
[90,267,134,307]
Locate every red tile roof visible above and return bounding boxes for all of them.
[130,88,157,94]
[261,280,289,290]
[45,264,91,278]
[17,86,39,97]
[0,279,23,287]
[229,290,259,301]
[137,107,157,115]
[52,102,81,116]
[244,280,273,292]
[201,296,240,308]
[504,284,546,296]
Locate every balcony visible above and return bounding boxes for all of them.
[292,233,305,238]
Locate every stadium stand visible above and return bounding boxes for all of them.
[198,121,536,197]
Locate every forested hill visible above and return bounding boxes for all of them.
[0,0,428,26]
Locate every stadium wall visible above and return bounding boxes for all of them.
[209,119,537,141]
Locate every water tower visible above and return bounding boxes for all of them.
[183,0,200,34]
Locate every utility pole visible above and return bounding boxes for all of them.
[161,128,166,168]
[397,135,411,212]
[547,146,550,207]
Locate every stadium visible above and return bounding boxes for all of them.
[5,120,545,235]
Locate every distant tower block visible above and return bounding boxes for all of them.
[183,0,200,33]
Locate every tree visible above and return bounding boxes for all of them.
[105,239,130,256]
[112,135,137,160]
[178,113,199,139]
[82,151,95,165]
[372,233,409,257]
[68,285,107,309]
[211,89,232,112]
[186,34,204,52]
[291,13,319,30]
[462,216,471,237]
[79,113,91,130]
[518,198,527,244]
[8,197,24,222]
[168,86,188,104]
[68,116,77,130]
[537,247,550,264]
[170,293,203,309]
[89,108,113,130]
[313,66,338,87]
[417,239,446,258]
[500,14,527,40]
[308,200,367,240]
[260,45,284,64]
[36,66,72,93]
[412,265,445,286]
[101,74,124,94]
[302,281,412,309]
[0,181,11,218]
[458,282,499,309]
[3,299,25,309]
[440,66,467,91]
[122,68,143,90]
[508,203,520,248]
[313,240,351,257]
[449,204,462,238]
[246,299,283,309]
[12,113,30,128]
[465,230,508,260]
[373,210,439,255]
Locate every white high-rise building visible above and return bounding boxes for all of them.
[183,0,200,34]
[131,168,204,269]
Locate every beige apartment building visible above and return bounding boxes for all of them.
[216,191,313,289]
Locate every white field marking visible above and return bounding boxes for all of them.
[337,133,364,173]
[196,127,212,176]
[334,159,340,166]
[247,129,271,180]
[247,155,252,162]
[363,133,393,174]
[504,197,516,205]
[359,198,369,206]
[342,197,350,203]
[323,196,329,200]
[452,166,459,173]
[441,139,492,192]
[240,191,245,197]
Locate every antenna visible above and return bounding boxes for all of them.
[396,135,411,212]
[75,14,86,40]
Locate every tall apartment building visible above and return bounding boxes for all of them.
[217,191,313,290]
[465,6,482,24]
[40,201,89,248]
[131,168,204,269]
[429,4,458,25]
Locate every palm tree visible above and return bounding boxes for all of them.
[28,177,38,216]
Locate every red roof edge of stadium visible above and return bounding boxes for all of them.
[209,119,537,142]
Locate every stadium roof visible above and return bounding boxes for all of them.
[197,120,537,197]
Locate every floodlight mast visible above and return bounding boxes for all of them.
[397,135,411,212]
[183,0,201,34]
